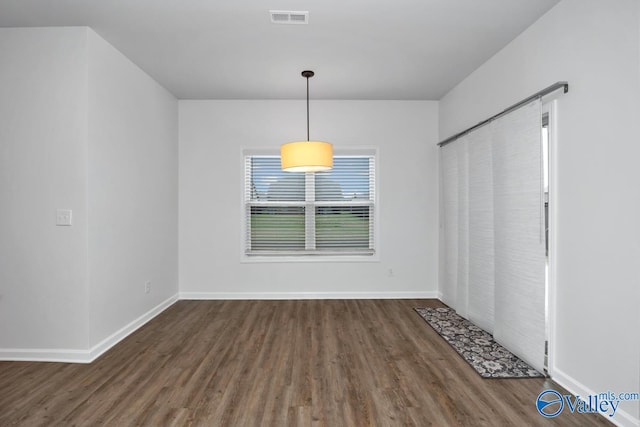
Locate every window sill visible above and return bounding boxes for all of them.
[241,253,379,263]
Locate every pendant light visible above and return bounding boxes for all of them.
[281,70,333,172]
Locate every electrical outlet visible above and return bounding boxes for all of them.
[145,281,151,294]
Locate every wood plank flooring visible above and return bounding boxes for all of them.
[0,300,612,426]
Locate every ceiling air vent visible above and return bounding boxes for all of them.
[270,10,309,24]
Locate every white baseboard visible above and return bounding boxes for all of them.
[0,348,93,364]
[179,291,440,300]
[0,294,178,364]
[88,294,179,362]
[551,367,639,427]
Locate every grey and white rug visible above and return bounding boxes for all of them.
[414,307,544,378]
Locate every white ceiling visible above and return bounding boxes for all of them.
[0,0,559,100]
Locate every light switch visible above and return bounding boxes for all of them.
[56,209,72,226]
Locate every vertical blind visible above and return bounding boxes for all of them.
[456,138,469,319]
[244,153,375,256]
[467,124,495,334]
[492,100,546,373]
[440,99,546,373]
[441,140,470,317]
[441,144,459,307]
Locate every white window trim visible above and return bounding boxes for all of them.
[240,147,380,263]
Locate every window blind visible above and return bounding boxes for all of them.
[492,99,546,373]
[440,144,459,308]
[244,153,375,256]
[456,138,469,318]
[439,99,545,373]
[467,124,495,334]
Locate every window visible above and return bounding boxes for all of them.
[244,150,376,257]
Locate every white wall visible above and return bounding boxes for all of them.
[179,100,439,298]
[439,1,640,425]
[86,29,179,347]
[0,27,179,361]
[0,27,90,351]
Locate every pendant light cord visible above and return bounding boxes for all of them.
[300,70,314,142]
[306,75,310,141]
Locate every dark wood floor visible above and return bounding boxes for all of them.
[0,300,611,426]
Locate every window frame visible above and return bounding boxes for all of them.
[241,148,379,263]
